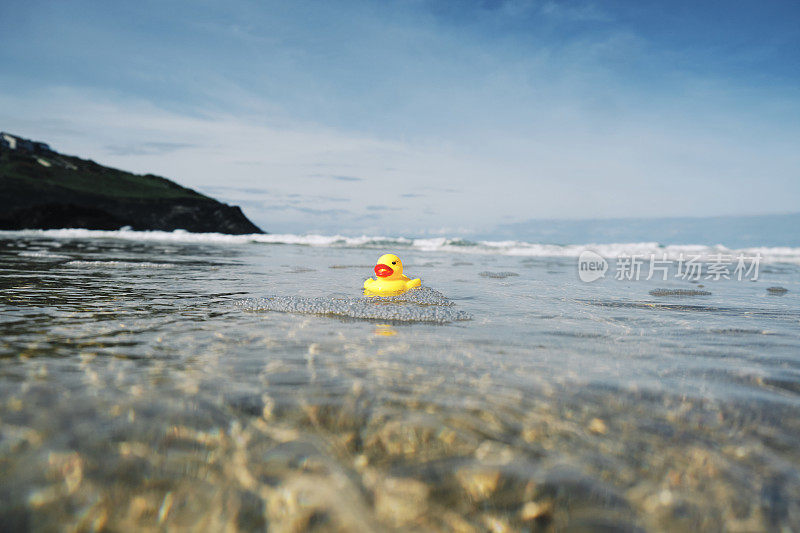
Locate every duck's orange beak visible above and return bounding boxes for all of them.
[374,264,393,277]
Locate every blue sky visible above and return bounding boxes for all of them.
[1,0,799,235]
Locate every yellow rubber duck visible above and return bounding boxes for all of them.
[364,253,421,296]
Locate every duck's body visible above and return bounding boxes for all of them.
[364,253,421,296]
[364,275,421,295]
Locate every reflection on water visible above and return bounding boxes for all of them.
[1,236,800,531]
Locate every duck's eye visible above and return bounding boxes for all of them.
[391,261,396,265]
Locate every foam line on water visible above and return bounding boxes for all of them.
[64,260,178,268]
[3,229,800,264]
[237,287,471,324]
[17,251,71,259]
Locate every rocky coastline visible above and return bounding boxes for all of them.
[0,132,263,235]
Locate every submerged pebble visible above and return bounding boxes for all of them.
[236,287,471,324]
[766,286,789,295]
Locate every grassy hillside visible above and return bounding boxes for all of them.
[0,138,263,234]
[0,149,208,200]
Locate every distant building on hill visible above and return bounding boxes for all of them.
[1,132,17,150]
[0,132,50,153]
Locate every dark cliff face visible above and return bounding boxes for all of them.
[0,199,263,234]
[0,137,264,234]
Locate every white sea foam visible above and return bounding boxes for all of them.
[17,251,71,259]
[237,287,470,324]
[64,260,177,268]
[3,228,800,264]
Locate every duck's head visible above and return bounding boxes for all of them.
[373,253,404,280]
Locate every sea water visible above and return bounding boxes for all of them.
[1,230,799,531]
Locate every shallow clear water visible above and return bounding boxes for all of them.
[1,234,800,531]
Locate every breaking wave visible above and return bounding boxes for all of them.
[3,228,800,264]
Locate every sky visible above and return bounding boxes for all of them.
[1,0,799,236]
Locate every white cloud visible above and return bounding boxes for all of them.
[0,88,497,234]
[3,82,799,236]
